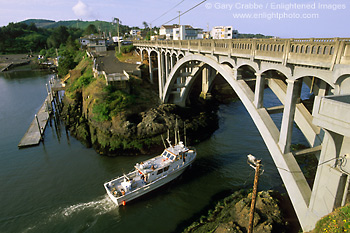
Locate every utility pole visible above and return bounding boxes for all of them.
[247,154,263,233]
[150,23,152,40]
[113,18,122,54]
[178,11,181,26]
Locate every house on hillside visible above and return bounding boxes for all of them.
[130,29,141,37]
[210,26,238,39]
[159,24,203,40]
[79,34,107,54]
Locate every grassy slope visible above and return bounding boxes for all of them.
[311,203,350,233]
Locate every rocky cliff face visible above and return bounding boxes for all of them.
[61,77,219,156]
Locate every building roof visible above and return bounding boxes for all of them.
[161,24,193,29]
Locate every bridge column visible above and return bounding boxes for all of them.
[148,51,153,84]
[254,73,265,109]
[200,66,216,99]
[201,66,210,99]
[157,51,164,100]
[317,80,327,97]
[305,130,348,231]
[165,53,170,80]
[170,54,175,68]
[140,51,144,63]
[278,79,302,154]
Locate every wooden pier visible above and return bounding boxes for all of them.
[18,78,65,148]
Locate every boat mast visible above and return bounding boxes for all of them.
[184,122,187,147]
[161,134,167,148]
[174,128,177,145]
[167,129,172,147]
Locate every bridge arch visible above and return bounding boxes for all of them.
[293,69,335,88]
[219,57,236,68]
[236,60,259,74]
[134,38,350,231]
[260,64,292,79]
[163,54,235,105]
[177,52,185,60]
[335,74,350,94]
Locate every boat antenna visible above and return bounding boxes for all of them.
[167,129,172,147]
[161,134,167,148]
[184,122,187,147]
[175,119,178,145]
[174,128,177,145]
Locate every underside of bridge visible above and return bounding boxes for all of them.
[136,39,350,231]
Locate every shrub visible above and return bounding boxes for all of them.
[92,88,135,122]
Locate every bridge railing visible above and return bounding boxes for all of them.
[134,38,350,68]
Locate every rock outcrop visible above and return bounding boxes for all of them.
[184,190,289,233]
[61,77,219,156]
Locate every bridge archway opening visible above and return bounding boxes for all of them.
[221,62,234,69]
[209,73,238,104]
[259,70,288,131]
[298,76,333,112]
[336,74,350,95]
[237,64,256,81]
[171,53,177,67]
[141,49,148,63]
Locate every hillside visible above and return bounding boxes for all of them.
[21,19,133,35]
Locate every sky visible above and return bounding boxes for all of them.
[0,0,349,38]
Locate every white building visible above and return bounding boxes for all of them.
[159,25,177,40]
[210,26,238,39]
[160,24,203,40]
[79,35,107,47]
[130,29,141,37]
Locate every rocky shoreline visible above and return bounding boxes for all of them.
[182,189,297,233]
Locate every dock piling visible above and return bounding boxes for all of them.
[35,114,43,141]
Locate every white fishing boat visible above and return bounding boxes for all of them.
[104,138,196,206]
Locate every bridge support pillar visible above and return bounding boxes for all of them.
[304,130,348,231]
[278,79,302,154]
[254,73,265,109]
[165,53,170,80]
[200,66,215,99]
[157,51,164,100]
[318,80,328,97]
[171,54,175,68]
[148,52,153,84]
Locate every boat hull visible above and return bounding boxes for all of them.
[104,158,194,206]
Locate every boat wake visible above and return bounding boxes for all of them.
[59,195,117,218]
[22,195,118,233]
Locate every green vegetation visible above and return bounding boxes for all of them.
[0,19,128,55]
[0,22,84,54]
[67,58,94,92]
[116,45,135,58]
[238,33,273,39]
[92,85,135,122]
[0,22,49,54]
[21,19,133,36]
[84,24,98,35]
[313,203,350,232]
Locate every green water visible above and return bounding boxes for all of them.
[0,69,305,233]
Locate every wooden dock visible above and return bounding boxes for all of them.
[18,95,52,148]
[18,77,65,148]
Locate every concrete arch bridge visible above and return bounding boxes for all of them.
[134,38,350,231]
